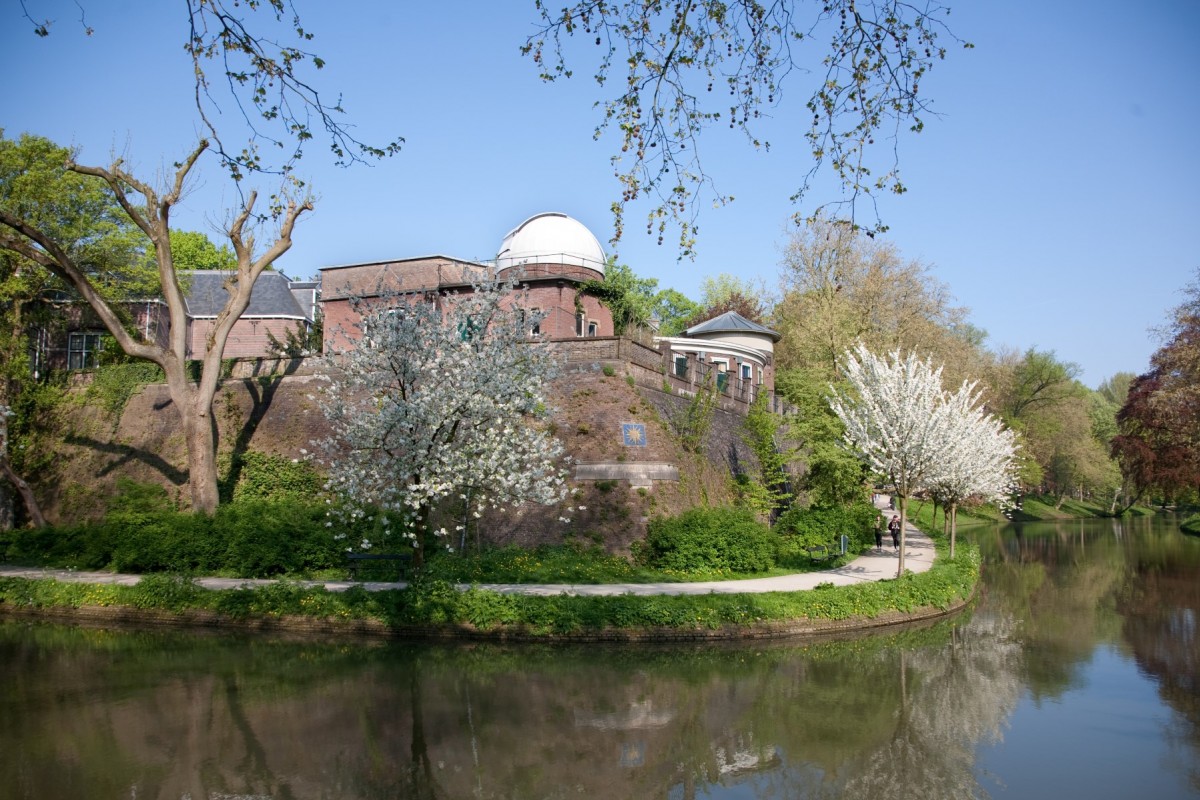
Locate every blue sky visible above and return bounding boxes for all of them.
[4,1,1198,387]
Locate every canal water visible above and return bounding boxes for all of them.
[2,515,1197,799]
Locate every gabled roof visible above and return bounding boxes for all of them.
[684,311,781,342]
[184,271,309,320]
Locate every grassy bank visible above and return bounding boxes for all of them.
[902,494,1159,531]
[0,538,979,639]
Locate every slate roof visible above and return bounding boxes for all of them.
[184,271,309,320]
[684,311,781,342]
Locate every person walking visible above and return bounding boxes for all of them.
[874,515,884,552]
[888,515,901,552]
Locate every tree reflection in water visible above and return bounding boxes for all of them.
[1,515,1197,798]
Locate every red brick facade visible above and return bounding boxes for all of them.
[320,256,614,352]
[187,317,308,360]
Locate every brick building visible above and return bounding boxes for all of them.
[35,270,318,372]
[320,212,615,352]
[317,211,779,400]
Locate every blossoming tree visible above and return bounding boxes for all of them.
[926,380,1018,558]
[830,345,951,577]
[317,276,568,566]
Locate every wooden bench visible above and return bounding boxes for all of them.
[805,545,831,562]
[346,552,412,581]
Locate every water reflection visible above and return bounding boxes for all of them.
[2,516,1197,799]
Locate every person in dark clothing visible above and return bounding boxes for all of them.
[888,515,901,551]
[874,515,884,552]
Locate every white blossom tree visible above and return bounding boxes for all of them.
[829,344,951,577]
[926,380,1018,558]
[316,276,569,566]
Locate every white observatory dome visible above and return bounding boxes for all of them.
[495,212,606,275]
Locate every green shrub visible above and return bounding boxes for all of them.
[638,507,776,574]
[214,501,344,576]
[104,510,214,573]
[601,364,616,377]
[4,498,352,578]
[774,502,877,562]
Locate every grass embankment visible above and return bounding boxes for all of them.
[0,537,979,639]
[902,495,1159,530]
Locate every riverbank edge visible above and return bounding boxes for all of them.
[0,579,977,643]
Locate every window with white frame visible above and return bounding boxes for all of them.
[67,331,105,370]
[587,320,598,337]
[741,363,752,380]
[576,311,586,337]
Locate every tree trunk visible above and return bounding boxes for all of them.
[949,501,958,560]
[165,368,221,515]
[0,457,46,527]
[412,502,429,569]
[896,494,907,578]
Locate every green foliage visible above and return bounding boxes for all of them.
[1181,514,1200,536]
[669,379,717,453]
[212,501,344,576]
[580,262,701,336]
[127,573,207,609]
[774,502,877,562]
[167,230,236,271]
[805,445,867,507]
[83,361,165,419]
[423,542,643,584]
[652,288,704,336]
[580,262,660,335]
[776,368,867,505]
[738,391,791,514]
[222,450,325,503]
[4,379,65,478]
[108,478,176,514]
[638,506,776,574]
[601,364,617,377]
[0,132,156,300]
[1,499,351,578]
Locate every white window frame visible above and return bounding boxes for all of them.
[67,331,105,370]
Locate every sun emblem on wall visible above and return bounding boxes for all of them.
[622,423,647,446]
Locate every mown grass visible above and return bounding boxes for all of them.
[0,537,979,636]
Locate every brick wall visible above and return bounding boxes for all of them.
[187,318,306,360]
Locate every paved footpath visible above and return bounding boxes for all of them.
[0,499,932,597]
